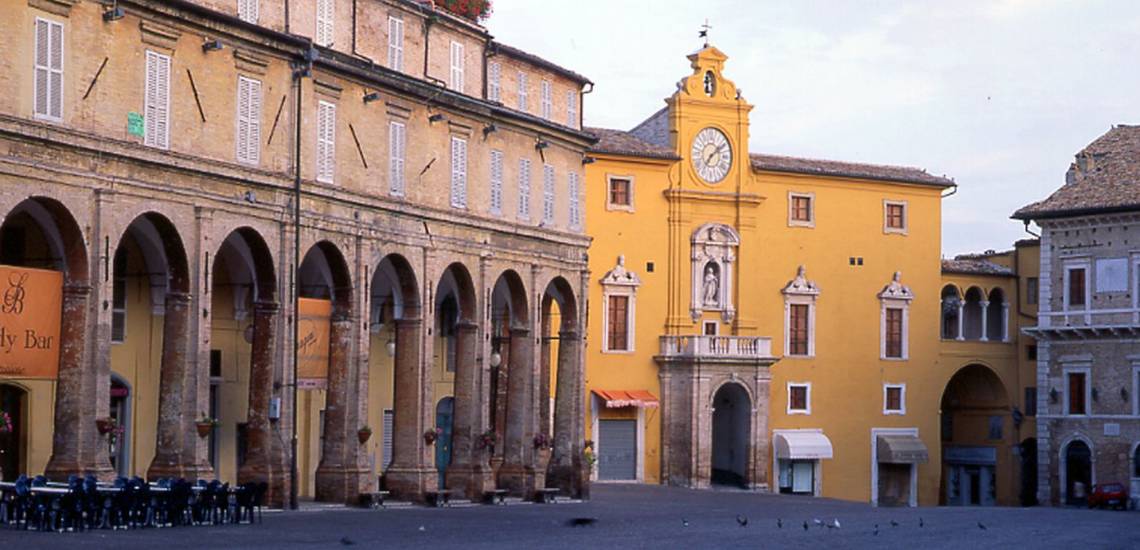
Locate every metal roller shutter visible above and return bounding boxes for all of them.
[598,419,636,481]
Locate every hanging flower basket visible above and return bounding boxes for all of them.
[195,413,219,438]
[424,428,442,446]
[96,417,116,436]
[436,0,493,22]
[0,411,13,434]
[477,429,497,453]
[533,433,550,450]
[358,426,373,444]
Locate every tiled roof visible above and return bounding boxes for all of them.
[629,107,670,148]
[491,42,592,85]
[941,258,1014,276]
[586,127,680,160]
[750,154,955,187]
[1014,125,1140,219]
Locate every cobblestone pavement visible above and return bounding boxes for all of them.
[5,484,1139,549]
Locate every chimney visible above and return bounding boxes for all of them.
[1065,163,1078,185]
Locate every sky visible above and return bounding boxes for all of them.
[486,0,1140,256]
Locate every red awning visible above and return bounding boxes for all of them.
[593,390,659,409]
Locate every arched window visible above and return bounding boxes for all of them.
[962,287,985,340]
[987,288,1007,342]
[940,285,961,340]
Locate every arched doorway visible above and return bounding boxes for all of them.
[109,376,131,478]
[0,383,27,480]
[542,276,585,497]
[1019,437,1037,506]
[940,364,1010,506]
[434,263,484,498]
[434,397,454,489]
[711,383,751,487]
[491,270,531,496]
[1064,440,1091,506]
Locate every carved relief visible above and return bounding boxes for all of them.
[691,223,739,322]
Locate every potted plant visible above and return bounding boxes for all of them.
[423,427,442,446]
[358,425,373,444]
[477,429,497,453]
[195,413,219,438]
[96,416,116,436]
[583,440,597,478]
[436,0,493,22]
[0,410,12,434]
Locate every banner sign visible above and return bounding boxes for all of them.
[297,298,331,390]
[0,265,63,379]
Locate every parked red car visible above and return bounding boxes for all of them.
[1088,482,1129,510]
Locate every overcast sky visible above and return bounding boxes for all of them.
[487,0,1140,256]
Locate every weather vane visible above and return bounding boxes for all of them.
[699,19,712,48]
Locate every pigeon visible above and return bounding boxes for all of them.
[777,518,783,529]
[682,518,689,527]
[802,521,809,531]
[418,526,426,532]
[919,517,924,528]
[813,518,823,527]
[890,520,899,528]
[832,519,841,529]
[566,517,598,527]
[339,537,355,546]
[736,515,748,527]
[873,524,879,536]
[977,521,987,531]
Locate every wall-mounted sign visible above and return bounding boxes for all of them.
[127,112,144,137]
[297,298,331,390]
[0,265,62,379]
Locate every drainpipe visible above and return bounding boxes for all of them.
[1022,219,1040,238]
[580,82,593,130]
[289,42,314,512]
[284,0,290,33]
[941,183,958,199]
[351,0,357,54]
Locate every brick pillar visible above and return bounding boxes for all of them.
[384,317,437,502]
[538,334,552,438]
[238,301,288,507]
[45,284,112,480]
[147,292,200,480]
[315,313,368,504]
[445,320,492,499]
[548,329,585,497]
[497,327,534,496]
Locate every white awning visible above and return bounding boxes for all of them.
[774,430,834,460]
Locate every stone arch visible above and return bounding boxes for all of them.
[1059,434,1094,505]
[939,363,1010,506]
[299,240,352,313]
[1,196,89,284]
[961,286,985,340]
[986,287,1006,341]
[491,268,533,496]
[711,381,752,487]
[940,284,962,340]
[541,274,586,498]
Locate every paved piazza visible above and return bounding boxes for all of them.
[5,484,1139,549]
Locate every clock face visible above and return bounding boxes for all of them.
[691,127,732,183]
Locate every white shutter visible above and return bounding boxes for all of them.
[517,158,530,220]
[389,121,405,196]
[517,72,528,112]
[238,0,259,23]
[381,410,394,470]
[450,136,467,208]
[34,18,64,121]
[316,0,334,46]
[144,50,170,150]
[487,62,500,102]
[542,164,555,224]
[540,80,552,120]
[568,172,581,228]
[317,100,336,183]
[566,90,578,129]
[489,150,503,215]
[387,17,404,71]
[449,41,464,92]
[236,76,261,165]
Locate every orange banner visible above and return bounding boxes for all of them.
[297,298,331,390]
[0,265,63,379]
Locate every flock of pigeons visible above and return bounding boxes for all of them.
[565,514,991,535]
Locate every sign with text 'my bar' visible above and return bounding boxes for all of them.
[297,297,331,390]
[0,265,62,379]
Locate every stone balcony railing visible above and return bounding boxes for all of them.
[658,335,774,360]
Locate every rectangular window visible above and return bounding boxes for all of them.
[237,0,259,23]
[517,72,528,112]
[111,249,127,343]
[703,321,718,336]
[517,158,531,220]
[316,0,334,47]
[1026,277,1039,305]
[388,121,405,196]
[488,61,501,102]
[235,76,262,165]
[387,16,404,71]
[609,178,631,206]
[1026,344,1037,361]
[566,89,577,128]
[489,150,503,215]
[542,164,555,224]
[34,18,64,121]
[450,136,467,208]
[988,415,1003,440]
[606,295,629,351]
[540,79,552,120]
[788,303,809,356]
[886,202,906,230]
[1024,387,1037,417]
[885,307,904,358]
[449,41,464,92]
[790,194,813,223]
[1067,371,1087,415]
[788,384,810,414]
[1067,267,1087,308]
[568,172,581,228]
[316,100,336,183]
[144,50,171,150]
[884,385,905,414]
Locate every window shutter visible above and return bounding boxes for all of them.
[389,121,405,196]
[317,101,335,183]
[517,158,530,220]
[33,19,50,118]
[489,150,503,215]
[517,72,528,112]
[542,164,555,224]
[236,76,261,165]
[238,0,259,23]
[568,172,581,228]
[316,0,334,46]
[450,137,467,208]
[566,90,577,128]
[450,42,464,92]
[144,51,170,149]
[388,17,403,71]
[381,410,394,470]
[236,78,249,163]
[540,80,552,120]
[488,62,501,102]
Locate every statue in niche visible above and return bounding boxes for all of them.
[703,262,720,306]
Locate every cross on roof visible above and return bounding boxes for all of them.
[699,19,712,47]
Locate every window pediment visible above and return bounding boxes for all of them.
[601,255,641,288]
[878,271,914,302]
[782,265,819,297]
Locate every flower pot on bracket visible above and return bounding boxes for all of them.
[358,429,372,444]
[195,422,213,438]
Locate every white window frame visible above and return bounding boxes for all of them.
[517,71,528,112]
[487,61,501,102]
[566,89,578,128]
[702,321,719,336]
[517,157,531,221]
[1062,365,1092,416]
[883,199,908,235]
[542,164,555,225]
[1063,260,1091,314]
[143,50,171,150]
[449,41,464,93]
[316,0,334,47]
[782,267,819,358]
[34,17,64,122]
[883,384,906,415]
[540,79,552,120]
[567,171,581,229]
[787,382,811,415]
[235,75,262,165]
[449,136,467,209]
[316,100,336,184]
[489,149,503,215]
[788,191,815,228]
[870,427,920,507]
[237,0,259,23]
[388,120,406,196]
[878,272,913,361]
[599,256,640,355]
[387,16,404,72]
[606,174,635,212]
